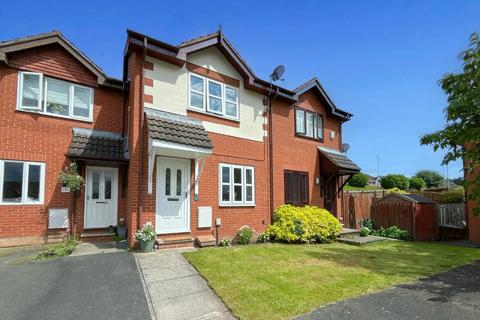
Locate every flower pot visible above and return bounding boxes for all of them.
[139,239,155,252]
[116,226,127,239]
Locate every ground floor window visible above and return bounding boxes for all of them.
[0,160,45,205]
[284,170,309,205]
[219,163,255,206]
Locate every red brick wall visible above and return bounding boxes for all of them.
[0,46,123,244]
[271,90,343,216]
[466,167,480,243]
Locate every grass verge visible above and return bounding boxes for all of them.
[184,241,480,320]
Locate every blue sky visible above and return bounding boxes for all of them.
[1,0,478,178]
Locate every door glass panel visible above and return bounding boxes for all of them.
[165,168,171,196]
[104,171,112,200]
[27,164,41,202]
[92,171,100,200]
[2,162,24,203]
[176,169,182,196]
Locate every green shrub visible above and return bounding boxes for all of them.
[359,227,370,237]
[267,205,342,243]
[218,239,231,247]
[380,174,410,190]
[371,226,409,240]
[409,177,426,191]
[35,238,78,260]
[236,226,253,245]
[348,173,369,188]
[360,218,373,230]
[441,187,465,203]
[256,232,270,243]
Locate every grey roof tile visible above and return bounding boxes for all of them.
[145,109,213,150]
[318,146,361,173]
[67,128,128,162]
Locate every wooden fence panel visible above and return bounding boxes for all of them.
[342,191,385,229]
[438,203,466,228]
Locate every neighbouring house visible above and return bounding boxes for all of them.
[0,29,359,248]
[366,174,381,187]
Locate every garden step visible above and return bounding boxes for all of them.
[156,236,194,250]
[339,228,361,238]
[195,235,216,247]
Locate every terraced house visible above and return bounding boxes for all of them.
[0,30,359,248]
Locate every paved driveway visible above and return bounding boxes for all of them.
[0,247,150,320]
[297,261,480,320]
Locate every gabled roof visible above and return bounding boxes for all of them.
[0,31,122,89]
[378,193,436,205]
[295,77,352,121]
[125,29,296,102]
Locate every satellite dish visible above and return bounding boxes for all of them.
[341,143,350,153]
[270,65,285,82]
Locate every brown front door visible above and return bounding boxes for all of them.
[322,174,337,215]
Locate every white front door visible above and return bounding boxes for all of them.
[85,167,118,229]
[156,157,190,234]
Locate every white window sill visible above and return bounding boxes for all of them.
[219,203,256,208]
[0,202,44,206]
[16,108,93,123]
[187,107,240,123]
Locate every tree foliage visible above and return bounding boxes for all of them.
[409,177,426,191]
[380,174,410,190]
[348,173,369,188]
[414,170,444,188]
[420,32,480,214]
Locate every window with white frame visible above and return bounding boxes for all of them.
[219,163,254,205]
[0,160,45,205]
[189,73,239,119]
[17,71,93,121]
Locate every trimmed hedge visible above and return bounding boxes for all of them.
[409,177,426,191]
[267,205,341,243]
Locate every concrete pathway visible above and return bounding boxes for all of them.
[296,260,480,320]
[136,249,235,320]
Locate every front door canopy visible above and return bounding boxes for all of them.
[318,146,361,176]
[146,108,212,195]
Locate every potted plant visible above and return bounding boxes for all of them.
[58,162,84,194]
[116,218,127,239]
[134,222,156,252]
[58,162,84,238]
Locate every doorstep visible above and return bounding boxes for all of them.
[156,235,194,250]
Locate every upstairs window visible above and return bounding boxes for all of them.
[189,73,239,120]
[284,170,308,205]
[0,160,45,205]
[17,71,93,121]
[295,107,324,140]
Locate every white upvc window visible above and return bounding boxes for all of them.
[17,71,93,121]
[219,163,255,206]
[17,72,43,110]
[0,160,45,205]
[188,73,239,120]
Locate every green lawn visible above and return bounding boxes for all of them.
[184,242,480,320]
